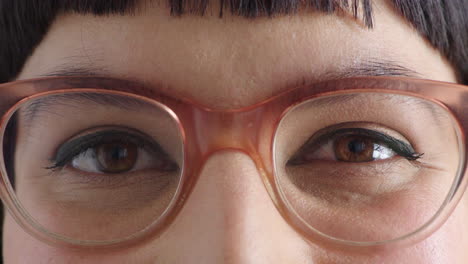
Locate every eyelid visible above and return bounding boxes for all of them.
[288,127,422,166]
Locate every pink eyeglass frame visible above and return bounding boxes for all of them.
[0,76,467,253]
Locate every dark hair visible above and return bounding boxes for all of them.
[0,0,467,83]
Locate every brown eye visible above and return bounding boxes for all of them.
[63,130,180,175]
[334,135,375,162]
[96,142,138,173]
[287,128,419,167]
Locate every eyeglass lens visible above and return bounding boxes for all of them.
[274,93,461,242]
[3,92,185,241]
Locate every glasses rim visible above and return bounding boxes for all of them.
[0,76,466,251]
[272,93,467,249]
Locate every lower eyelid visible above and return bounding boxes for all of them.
[285,158,422,195]
[41,167,179,213]
[50,164,176,189]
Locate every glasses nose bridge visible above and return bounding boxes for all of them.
[193,108,265,155]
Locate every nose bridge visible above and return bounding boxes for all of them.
[188,150,313,263]
[192,107,264,155]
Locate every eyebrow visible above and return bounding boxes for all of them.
[34,58,422,103]
[21,92,158,128]
[22,75,447,137]
[333,60,420,79]
[24,59,420,116]
[41,58,421,82]
[22,59,424,126]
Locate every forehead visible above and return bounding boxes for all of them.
[18,0,456,108]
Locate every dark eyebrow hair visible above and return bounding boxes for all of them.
[328,60,420,79]
[21,59,421,127]
[40,58,421,81]
[28,58,421,112]
[22,92,155,125]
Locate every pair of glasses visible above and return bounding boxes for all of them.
[0,76,466,250]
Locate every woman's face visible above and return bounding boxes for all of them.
[4,0,468,263]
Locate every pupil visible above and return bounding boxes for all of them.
[96,142,138,173]
[348,140,366,153]
[110,145,127,161]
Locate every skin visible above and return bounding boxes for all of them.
[4,0,468,263]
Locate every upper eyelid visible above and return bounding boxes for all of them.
[297,128,407,148]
